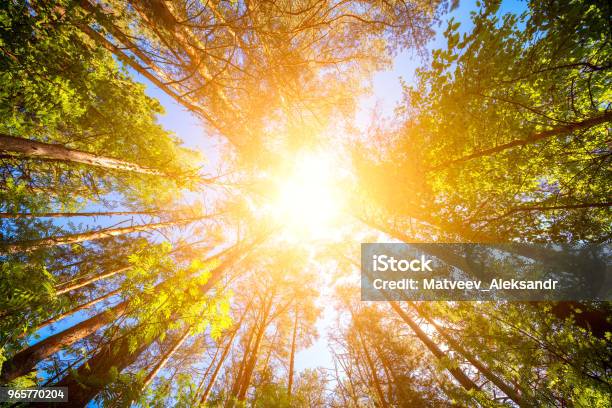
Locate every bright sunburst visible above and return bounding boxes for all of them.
[268,151,346,240]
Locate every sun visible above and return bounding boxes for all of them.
[267,151,347,240]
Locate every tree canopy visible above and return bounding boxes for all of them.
[0,0,610,407]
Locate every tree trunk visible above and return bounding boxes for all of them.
[51,329,158,408]
[0,217,199,254]
[140,328,190,391]
[199,302,251,406]
[55,266,131,295]
[0,244,244,383]
[53,233,223,294]
[0,210,166,219]
[193,344,221,404]
[236,297,273,402]
[411,303,528,406]
[0,300,128,383]
[20,288,121,339]
[228,319,257,404]
[354,321,389,408]
[359,221,612,337]
[199,334,235,406]
[127,0,237,142]
[0,134,165,175]
[77,1,221,129]
[388,302,480,392]
[429,111,612,170]
[47,244,249,407]
[287,308,299,400]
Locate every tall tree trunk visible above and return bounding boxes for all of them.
[54,266,131,295]
[53,233,222,295]
[199,334,235,406]
[411,303,528,406]
[140,328,191,391]
[429,111,612,170]
[199,302,251,406]
[49,247,251,407]
[228,320,257,404]
[388,302,480,392]
[20,288,121,339]
[0,244,245,383]
[354,321,389,408]
[77,1,220,129]
[236,297,273,402]
[126,0,238,142]
[0,300,129,383]
[51,328,159,408]
[359,221,612,337]
[193,344,221,404]
[0,217,200,254]
[0,134,166,175]
[0,210,166,219]
[287,308,299,400]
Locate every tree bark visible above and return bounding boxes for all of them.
[0,243,246,383]
[359,220,612,337]
[20,288,121,339]
[411,303,528,406]
[199,302,251,406]
[140,328,190,391]
[0,134,165,175]
[429,111,612,171]
[287,308,299,400]
[0,210,165,219]
[0,300,128,383]
[41,241,250,405]
[51,329,158,408]
[354,320,389,408]
[54,266,131,295]
[0,217,199,254]
[388,302,480,392]
[77,22,220,128]
[236,297,273,402]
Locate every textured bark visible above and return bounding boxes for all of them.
[430,111,612,170]
[0,134,164,175]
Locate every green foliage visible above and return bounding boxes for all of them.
[356,0,611,242]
